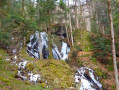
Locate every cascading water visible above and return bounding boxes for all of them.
[27,31,70,61]
[52,41,70,60]
[27,31,49,59]
[52,43,62,60]
[75,67,102,90]
[18,61,40,82]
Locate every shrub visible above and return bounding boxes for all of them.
[117,61,119,69]
[107,66,114,71]
[71,49,78,59]
[90,35,111,64]
[74,44,81,51]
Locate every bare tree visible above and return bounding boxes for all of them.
[75,0,79,29]
[68,0,74,46]
[37,0,43,60]
[22,0,26,46]
[107,0,119,89]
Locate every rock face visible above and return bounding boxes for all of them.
[75,67,102,90]
[27,31,49,59]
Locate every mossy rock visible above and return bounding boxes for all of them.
[26,62,34,71]
[40,83,47,88]
[0,77,10,83]
[34,60,75,89]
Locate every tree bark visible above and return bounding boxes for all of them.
[39,33,43,60]
[79,0,84,28]
[22,0,24,17]
[68,0,74,46]
[75,0,79,29]
[37,0,43,60]
[107,0,119,89]
[65,25,69,44]
[37,0,40,23]
[22,0,26,46]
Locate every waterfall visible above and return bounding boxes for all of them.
[52,41,70,60]
[18,61,40,82]
[27,31,49,59]
[52,43,62,60]
[27,31,70,60]
[75,67,102,90]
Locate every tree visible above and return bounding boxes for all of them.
[22,0,25,17]
[74,0,79,29]
[107,0,119,89]
[37,0,43,60]
[68,0,74,46]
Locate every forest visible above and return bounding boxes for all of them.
[0,0,119,90]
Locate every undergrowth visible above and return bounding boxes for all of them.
[89,35,112,64]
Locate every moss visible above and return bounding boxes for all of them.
[0,49,49,90]
[117,61,119,69]
[73,29,92,52]
[76,57,83,67]
[1,77,10,83]
[80,54,90,57]
[106,66,114,71]
[91,57,97,63]
[48,54,53,59]
[40,83,48,88]
[94,68,107,79]
[34,60,75,89]
[25,81,30,84]
[26,62,34,71]
[19,47,39,61]
[0,85,3,88]
[111,85,116,90]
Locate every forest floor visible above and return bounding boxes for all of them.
[0,49,48,90]
[70,50,117,90]
[0,48,118,90]
[0,47,76,90]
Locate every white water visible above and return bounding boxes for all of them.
[52,43,62,60]
[27,31,70,60]
[61,42,70,60]
[18,61,40,82]
[27,31,49,59]
[75,67,102,90]
[52,41,70,61]
[28,72,40,82]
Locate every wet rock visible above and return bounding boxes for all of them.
[27,31,49,59]
[27,31,70,61]
[75,67,102,90]
[52,41,70,60]
[17,61,40,83]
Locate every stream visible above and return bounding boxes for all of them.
[11,31,102,89]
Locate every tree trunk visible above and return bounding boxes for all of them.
[39,33,43,60]
[37,0,40,25]
[22,0,26,46]
[65,25,69,44]
[75,0,79,29]
[22,0,24,17]
[69,13,74,46]
[37,0,43,60]
[79,0,84,28]
[65,0,69,45]
[68,0,74,46]
[107,0,119,89]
